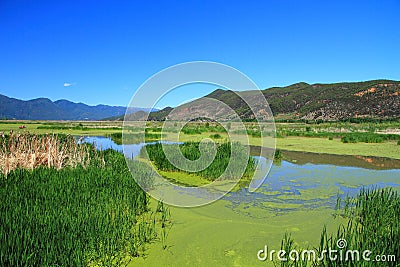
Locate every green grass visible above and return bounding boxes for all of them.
[269,137,400,159]
[0,149,169,266]
[278,129,400,143]
[0,121,123,136]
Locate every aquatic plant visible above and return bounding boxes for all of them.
[110,132,161,145]
[278,187,399,266]
[156,200,173,250]
[0,133,171,266]
[0,146,169,266]
[142,141,256,181]
[274,149,284,160]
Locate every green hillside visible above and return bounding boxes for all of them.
[126,79,400,121]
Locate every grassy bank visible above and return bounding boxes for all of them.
[272,137,400,160]
[0,121,123,136]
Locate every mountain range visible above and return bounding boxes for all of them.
[2,79,399,121]
[0,94,154,120]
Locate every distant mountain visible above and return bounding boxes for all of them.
[0,94,155,120]
[121,79,400,121]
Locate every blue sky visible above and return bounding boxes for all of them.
[0,0,399,108]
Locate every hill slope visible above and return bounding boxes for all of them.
[127,79,400,121]
[260,80,400,120]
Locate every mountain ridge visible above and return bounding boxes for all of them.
[121,79,400,121]
[0,94,154,120]
[2,79,399,121]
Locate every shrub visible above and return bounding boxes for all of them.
[209,133,222,139]
[274,149,283,160]
[341,135,357,143]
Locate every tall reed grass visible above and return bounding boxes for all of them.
[110,132,161,145]
[0,135,171,266]
[142,141,255,181]
[0,132,99,175]
[278,187,399,266]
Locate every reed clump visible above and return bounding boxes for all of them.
[0,132,100,175]
[142,141,255,181]
[278,187,399,266]
[0,148,168,266]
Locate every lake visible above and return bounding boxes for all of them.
[81,136,400,266]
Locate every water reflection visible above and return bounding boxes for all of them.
[79,136,180,159]
[83,136,400,170]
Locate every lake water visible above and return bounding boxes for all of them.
[81,136,400,210]
[81,136,400,266]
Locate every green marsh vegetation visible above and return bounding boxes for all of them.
[274,149,284,161]
[110,132,161,145]
[278,187,399,266]
[180,122,226,135]
[156,201,173,250]
[209,133,223,139]
[277,128,400,143]
[0,134,172,266]
[0,121,124,136]
[141,141,256,182]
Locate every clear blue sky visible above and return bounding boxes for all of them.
[1,0,399,107]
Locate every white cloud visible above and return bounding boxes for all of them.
[63,82,76,87]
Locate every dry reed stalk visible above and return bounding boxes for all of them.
[0,132,100,175]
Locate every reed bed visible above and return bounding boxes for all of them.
[0,135,171,266]
[110,132,161,145]
[0,132,98,175]
[142,141,255,181]
[278,187,399,266]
